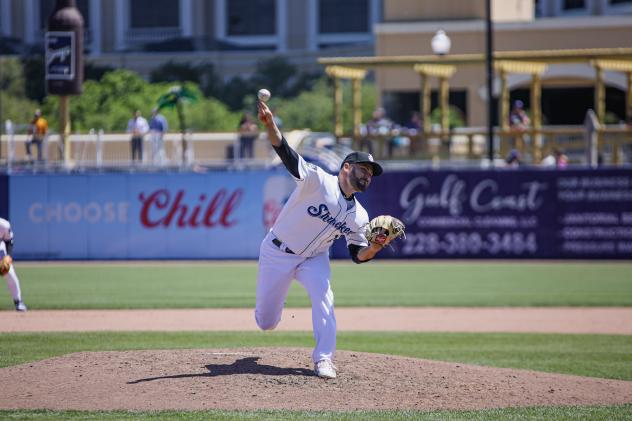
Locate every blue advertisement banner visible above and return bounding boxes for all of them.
[7,168,632,260]
[331,168,632,259]
[9,171,279,259]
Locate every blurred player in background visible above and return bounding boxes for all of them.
[0,218,27,311]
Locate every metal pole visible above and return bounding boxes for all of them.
[60,95,71,164]
[486,0,494,163]
[333,77,342,139]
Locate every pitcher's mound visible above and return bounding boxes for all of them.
[1,347,630,411]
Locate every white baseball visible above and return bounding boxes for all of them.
[257,88,271,102]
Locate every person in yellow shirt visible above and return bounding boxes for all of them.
[26,109,48,162]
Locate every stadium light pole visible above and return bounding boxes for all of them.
[485,0,495,163]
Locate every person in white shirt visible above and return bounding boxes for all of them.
[255,101,393,379]
[127,110,150,163]
[0,218,27,311]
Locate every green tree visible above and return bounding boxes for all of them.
[274,77,377,133]
[250,56,322,100]
[21,54,46,102]
[250,56,298,99]
[430,105,465,129]
[0,58,39,128]
[0,93,39,128]
[150,61,201,85]
[84,62,115,82]
[186,97,240,131]
[221,76,254,111]
[150,61,223,99]
[42,70,156,132]
[0,58,26,97]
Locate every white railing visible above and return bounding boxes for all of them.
[2,121,630,171]
[0,122,281,170]
[351,124,632,165]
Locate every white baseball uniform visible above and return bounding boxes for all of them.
[0,218,24,307]
[255,147,370,364]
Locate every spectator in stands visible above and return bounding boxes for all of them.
[398,110,423,156]
[509,100,530,132]
[149,108,169,165]
[554,148,568,168]
[405,111,422,133]
[238,112,259,159]
[26,109,48,162]
[541,147,568,168]
[362,107,394,156]
[508,101,530,158]
[127,110,149,163]
[505,149,522,167]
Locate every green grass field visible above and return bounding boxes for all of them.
[5,261,632,309]
[1,261,631,420]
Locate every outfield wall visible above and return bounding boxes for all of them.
[0,175,7,221]
[4,168,632,259]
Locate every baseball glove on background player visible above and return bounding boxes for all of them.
[365,215,406,247]
[0,255,12,276]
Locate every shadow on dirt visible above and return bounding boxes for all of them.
[127,356,314,384]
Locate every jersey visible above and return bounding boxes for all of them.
[271,153,369,257]
[0,218,13,255]
[34,117,48,136]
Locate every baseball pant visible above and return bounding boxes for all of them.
[255,232,336,363]
[151,132,165,165]
[0,245,22,303]
[131,136,143,162]
[26,137,43,161]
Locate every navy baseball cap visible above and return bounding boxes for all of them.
[341,151,383,176]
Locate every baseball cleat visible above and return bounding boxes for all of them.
[314,359,337,379]
[14,300,27,312]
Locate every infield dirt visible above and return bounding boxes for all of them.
[2,307,631,411]
[1,347,631,411]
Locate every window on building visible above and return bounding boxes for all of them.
[562,0,585,10]
[228,0,275,36]
[40,0,90,29]
[131,0,180,28]
[319,0,369,33]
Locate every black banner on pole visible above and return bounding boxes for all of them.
[45,31,75,81]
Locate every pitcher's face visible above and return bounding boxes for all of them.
[349,163,373,192]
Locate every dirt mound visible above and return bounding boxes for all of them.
[1,347,630,411]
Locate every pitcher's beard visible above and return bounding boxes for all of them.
[350,172,369,192]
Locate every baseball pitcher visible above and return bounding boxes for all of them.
[255,101,404,379]
[0,218,27,311]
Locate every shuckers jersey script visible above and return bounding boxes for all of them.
[271,154,369,257]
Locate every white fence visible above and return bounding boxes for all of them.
[2,120,630,171]
[0,121,280,170]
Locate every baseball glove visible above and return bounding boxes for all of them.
[365,215,406,247]
[0,255,12,276]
